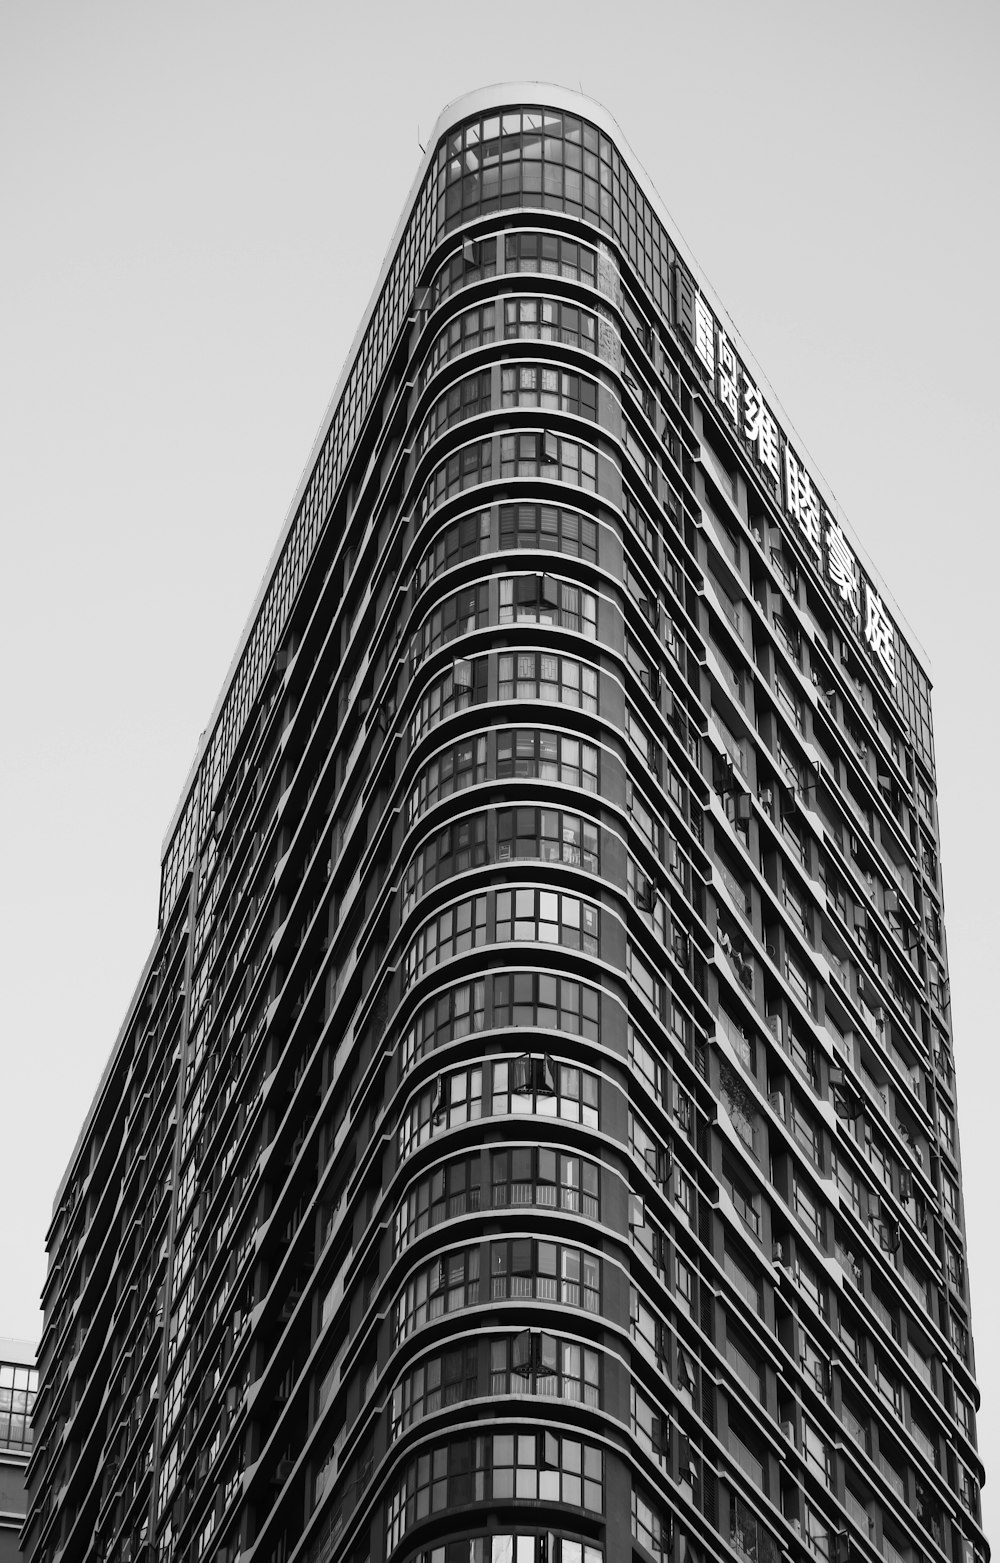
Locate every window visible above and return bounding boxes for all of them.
[839,1395,868,1458]
[781,808,808,867]
[493,1056,599,1126]
[724,1159,761,1236]
[629,1111,674,1191]
[403,815,489,914]
[725,1324,762,1400]
[491,1147,599,1218]
[405,894,488,985]
[386,1429,603,1549]
[789,1026,818,1089]
[718,1005,755,1072]
[411,582,489,665]
[627,778,662,856]
[490,1238,600,1312]
[398,1065,484,1158]
[773,610,801,666]
[498,651,598,710]
[420,369,492,450]
[504,231,598,287]
[791,1095,822,1168]
[497,727,599,790]
[394,1155,482,1251]
[500,431,598,490]
[724,1246,762,1314]
[492,970,600,1040]
[499,574,597,637]
[406,1537,602,1562]
[497,806,598,871]
[627,941,665,1019]
[674,1251,694,1313]
[391,1342,479,1433]
[794,1249,825,1314]
[731,1497,780,1563]
[500,502,598,560]
[427,234,499,312]
[409,656,488,746]
[408,735,488,823]
[793,1173,825,1246]
[802,1417,830,1484]
[774,667,804,729]
[402,977,485,1070]
[728,1422,765,1490]
[625,490,660,565]
[491,1333,600,1406]
[495,887,599,954]
[501,364,597,419]
[420,302,498,390]
[421,438,493,519]
[783,873,813,945]
[503,294,598,352]
[631,1483,670,1560]
[496,1429,603,1510]
[395,1246,480,1343]
[785,946,817,1016]
[630,1382,668,1462]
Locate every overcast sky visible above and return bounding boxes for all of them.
[2,0,997,1536]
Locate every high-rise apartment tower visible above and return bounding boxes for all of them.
[24,85,987,1563]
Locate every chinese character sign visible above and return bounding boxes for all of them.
[695,294,715,376]
[743,378,780,481]
[864,583,897,685]
[784,445,822,556]
[718,331,739,425]
[825,520,860,621]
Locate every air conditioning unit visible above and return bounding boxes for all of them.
[769,1091,785,1118]
[780,1419,795,1440]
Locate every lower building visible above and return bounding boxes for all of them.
[0,1341,36,1562]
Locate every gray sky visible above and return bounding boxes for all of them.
[2,0,997,1535]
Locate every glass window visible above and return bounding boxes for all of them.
[493,1053,599,1126]
[493,970,600,1041]
[394,1154,482,1251]
[491,1148,599,1219]
[498,575,597,637]
[499,503,598,560]
[418,510,491,588]
[398,1065,484,1159]
[395,1246,481,1343]
[405,894,488,986]
[420,368,492,451]
[496,728,598,790]
[490,1238,600,1312]
[499,432,598,491]
[495,887,600,954]
[402,977,486,1071]
[421,301,498,389]
[496,806,598,871]
[497,652,598,710]
[490,1333,600,1406]
[408,735,488,823]
[503,294,598,352]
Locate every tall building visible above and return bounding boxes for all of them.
[1,1338,37,1561]
[24,83,986,1563]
